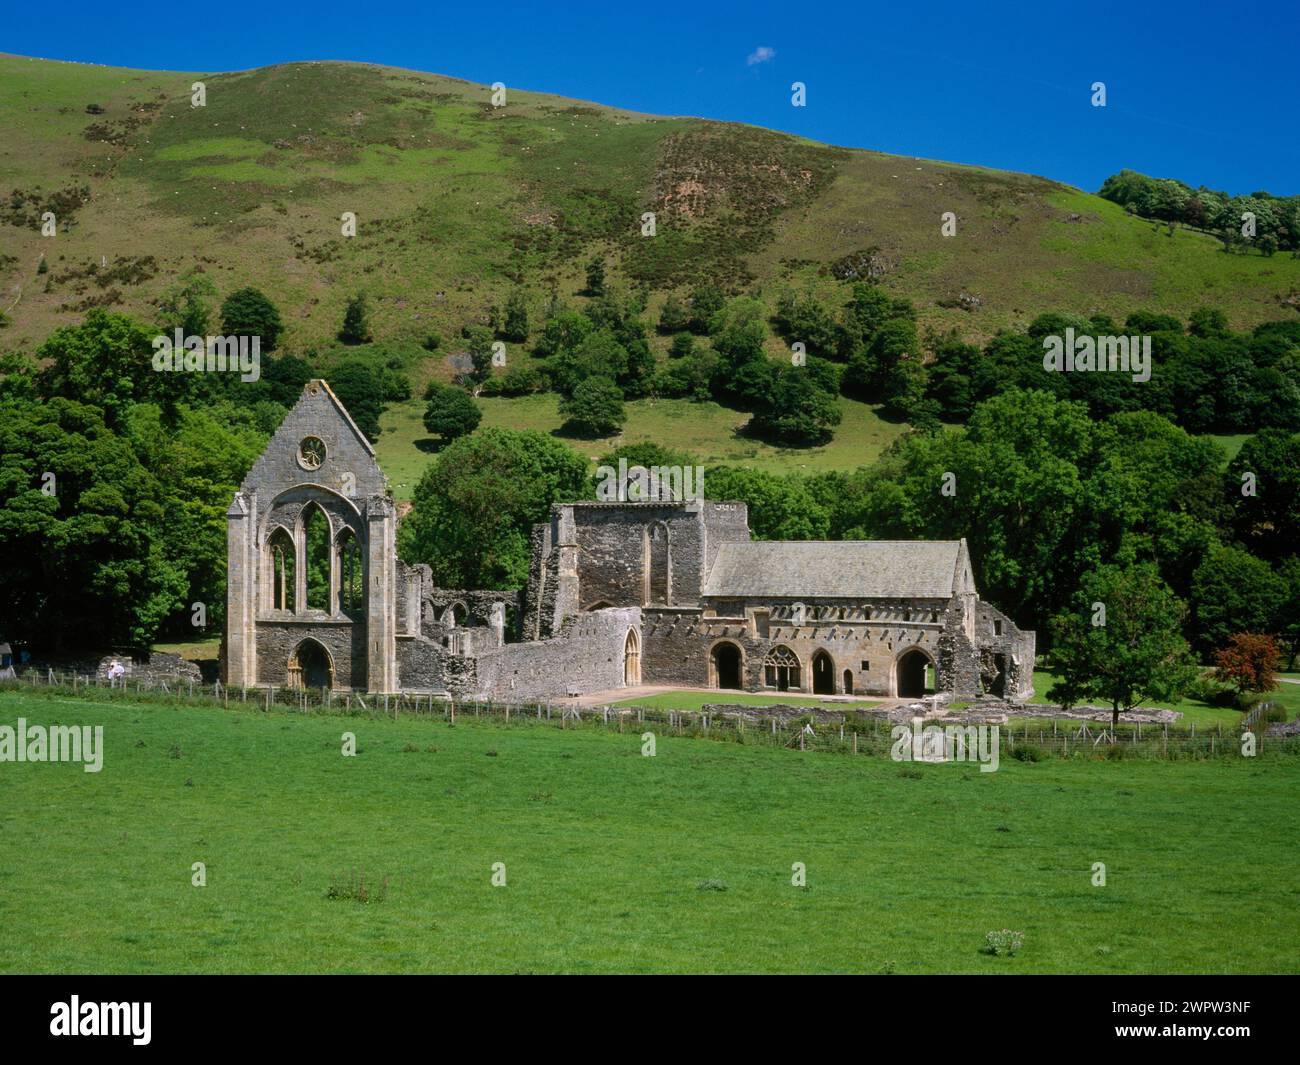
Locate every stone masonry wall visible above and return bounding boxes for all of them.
[467,607,640,700]
[255,620,366,689]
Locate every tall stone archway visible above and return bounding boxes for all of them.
[812,650,836,695]
[894,647,934,698]
[710,641,743,689]
[644,522,670,605]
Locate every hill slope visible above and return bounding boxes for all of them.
[3,53,1298,354]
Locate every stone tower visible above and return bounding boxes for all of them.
[223,380,397,692]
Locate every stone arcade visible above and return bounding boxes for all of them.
[223,381,1035,701]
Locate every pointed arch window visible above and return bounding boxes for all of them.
[763,646,801,691]
[302,503,331,613]
[268,527,296,612]
[336,528,364,616]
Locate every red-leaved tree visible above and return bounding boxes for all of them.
[1212,633,1280,694]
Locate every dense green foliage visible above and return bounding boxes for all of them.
[398,428,587,589]
[220,287,284,351]
[559,376,626,437]
[0,312,267,648]
[0,298,411,650]
[1100,168,1300,254]
[422,382,482,443]
[1047,564,1199,726]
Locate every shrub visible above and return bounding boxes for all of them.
[481,365,543,397]
[668,331,695,358]
[984,929,1024,956]
[559,376,625,437]
[423,384,481,443]
[501,290,529,342]
[1009,743,1047,762]
[220,287,283,351]
[1185,672,1234,707]
[338,293,373,345]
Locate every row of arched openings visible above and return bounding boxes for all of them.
[707,642,934,697]
[268,503,363,616]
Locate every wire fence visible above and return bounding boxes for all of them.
[3,667,1297,762]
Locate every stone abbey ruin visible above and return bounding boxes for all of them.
[222,381,1035,701]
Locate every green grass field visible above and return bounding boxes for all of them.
[2,687,1297,974]
[607,689,874,711]
[376,393,908,499]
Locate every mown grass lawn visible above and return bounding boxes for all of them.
[1,689,1296,974]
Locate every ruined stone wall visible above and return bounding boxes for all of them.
[521,522,558,640]
[254,620,366,689]
[467,607,640,701]
[566,504,696,608]
[419,587,520,628]
[974,601,1036,701]
[396,635,476,692]
[936,609,981,697]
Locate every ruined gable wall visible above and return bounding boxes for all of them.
[240,383,385,502]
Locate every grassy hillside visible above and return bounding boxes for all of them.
[3,52,1298,359]
[1,688,1297,974]
[377,392,909,499]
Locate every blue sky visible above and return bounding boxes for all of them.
[7,0,1296,195]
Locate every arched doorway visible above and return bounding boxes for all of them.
[710,642,743,689]
[763,646,801,692]
[843,669,854,695]
[895,648,933,698]
[287,638,333,690]
[812,650,836,695]
[623,629,640,686]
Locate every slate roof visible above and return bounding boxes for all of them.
[702,541,966,600]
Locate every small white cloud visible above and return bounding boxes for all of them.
[746,46,777,66]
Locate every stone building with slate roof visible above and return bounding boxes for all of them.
[224,382,1034,702]
[524,500,1035,701]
